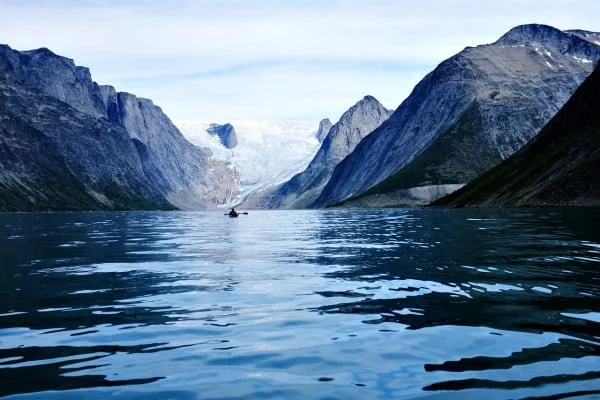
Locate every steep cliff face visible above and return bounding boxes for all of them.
[0,46,107,117]
[113,92,237,209]
[314,24,600,207]
[253,96,392,209]
[0,83,169,210]
[0,45,237,211]
[434,62,600,207]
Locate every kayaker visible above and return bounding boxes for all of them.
[228,208,238,217]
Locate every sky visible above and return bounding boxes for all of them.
[0,0,599,123]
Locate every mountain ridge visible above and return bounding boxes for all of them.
[314,24,600,208]
[0,44,237,210]
[248,95,392,209]
[433,61,600,207]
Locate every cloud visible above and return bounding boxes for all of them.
[0,0,599,121]
[129,62,428,121]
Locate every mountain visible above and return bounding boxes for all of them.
[565,29,600,45]
[249,96,392,209]
[207,123,238,148]
[0,45,237,211]
[315,118,332,142]
[176,119,320,206]
[433,62,600,207]
[313,24,600,208]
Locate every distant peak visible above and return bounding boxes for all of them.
[332,95,391,129]
[351,95,385,111]
[207,123,238,149]
[361,95,379,103]
[318,118,332,130]
[495,24,565,46]
[316,118,332,142]
[208,122,235,132]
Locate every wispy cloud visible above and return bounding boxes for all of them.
[118,58,429,85]
[0,0,599,121]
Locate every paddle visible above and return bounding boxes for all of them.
[223,212,249,215]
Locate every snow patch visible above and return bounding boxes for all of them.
[533,47,553,59]
[573,55,593,64]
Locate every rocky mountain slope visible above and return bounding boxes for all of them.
[566,29,600,45]
[250,96,392,209]
[314,24,600,208]
[433,62,600,207]
[0,45,237,211]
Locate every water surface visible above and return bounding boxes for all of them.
[0,209,599,399]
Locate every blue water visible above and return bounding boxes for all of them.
[0,209,599,399]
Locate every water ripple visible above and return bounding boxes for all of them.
[0,208,599,399]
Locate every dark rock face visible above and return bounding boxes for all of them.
[565,29,600,46]
[0,45,237,211]
[315,118,332,142]
[254,96,392,209]
[314,24,600,207]
[434,62,600,207]
[207,123,238,149]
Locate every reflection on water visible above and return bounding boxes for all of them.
[0,209,598,399]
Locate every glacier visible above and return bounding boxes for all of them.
[176,119,322,206]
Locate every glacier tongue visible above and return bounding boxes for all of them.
[175,119,321,206]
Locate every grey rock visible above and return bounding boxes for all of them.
[435,61,600,207]
[207,123,238,148]
[315,118,332,142]
[338,184,465,208]
[0,83,169,210]
[0,44,237,210]
[565,29,600,46]
[254,96,392,209]
[314,24,600,207]
[0,46,107,117]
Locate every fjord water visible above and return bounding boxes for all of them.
[0,209,598,400]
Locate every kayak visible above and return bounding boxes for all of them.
[225,211,247,217]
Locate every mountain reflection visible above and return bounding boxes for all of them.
[308,208,600,395]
